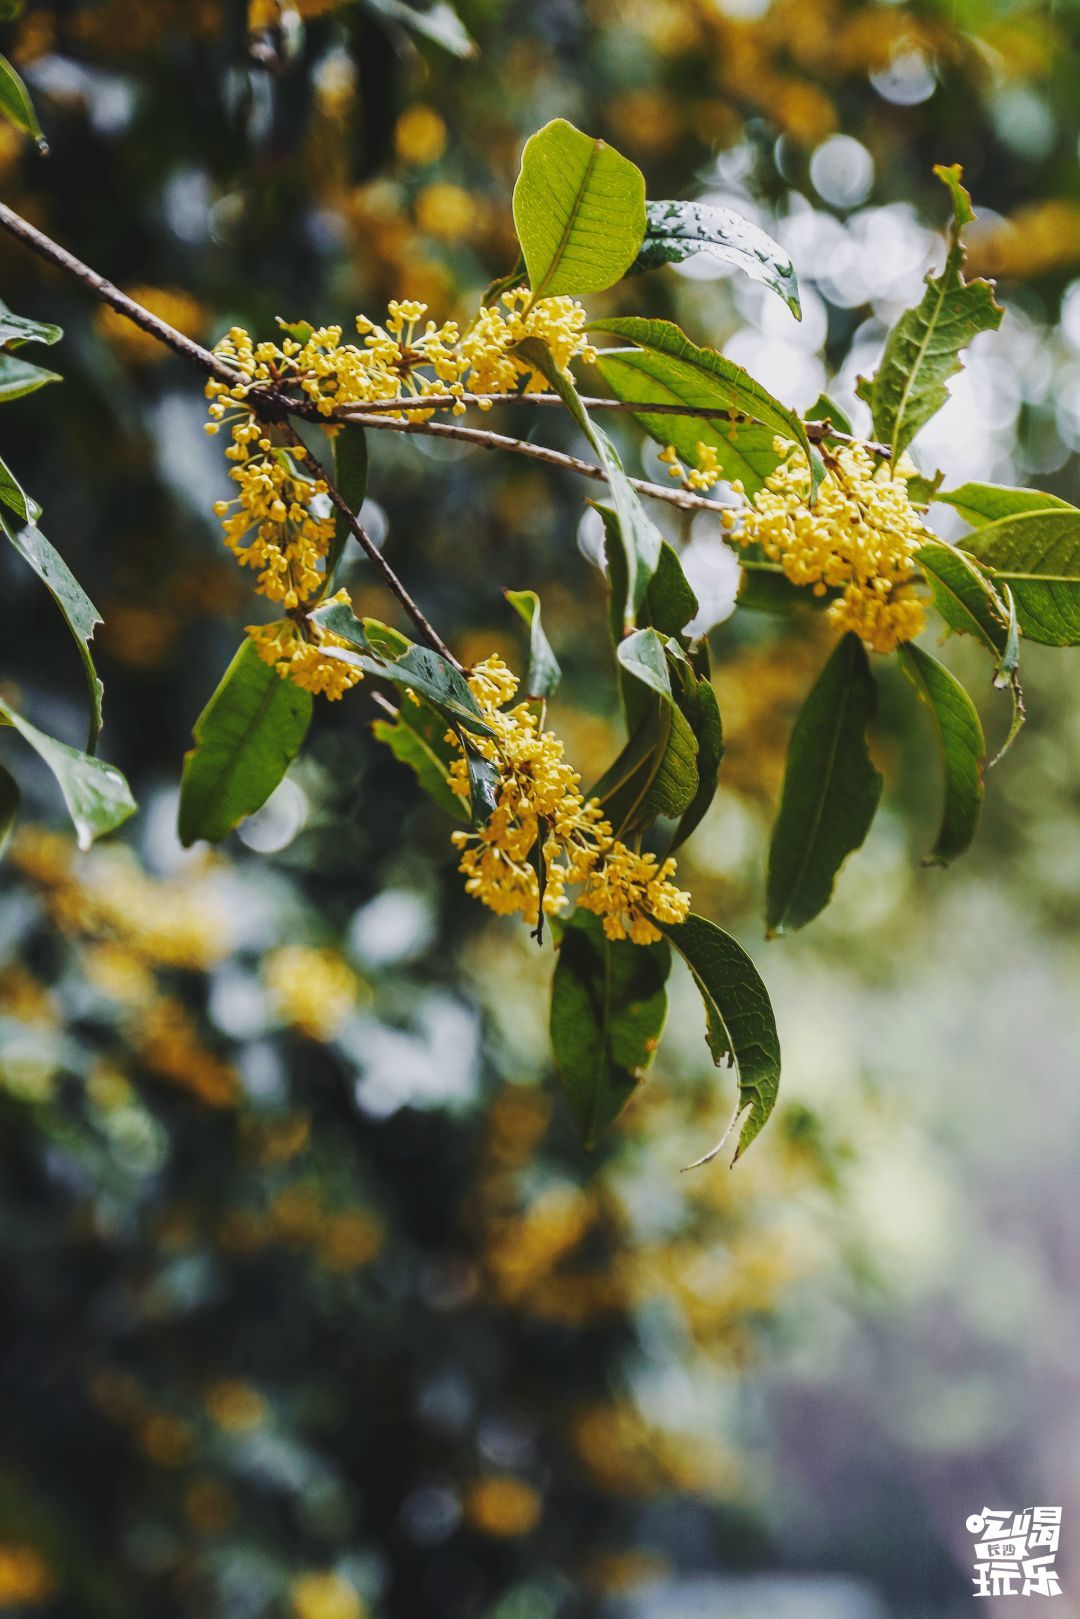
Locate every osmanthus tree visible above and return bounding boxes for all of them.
[0,108,1074,1164]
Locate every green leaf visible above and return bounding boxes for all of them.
[359,617,412,658]
[276,318,315,345]
[363,0,476,57]
[590,629,699,837]
[515,336,662,631]
[766,632,883,935]
[372,696,467,821]
[310,602,494,735]
[550,908,670,1147]
[0,53,47,150]
[918,540,1010,653]
[178,640,313,846]
[1,514,104,750]
[459,734,500,827]
[856,164,1003,457]
[596,504,697,653]
[328,424,368,584]
[512,118,646,301]
[657,913,780,1164]
[0,697,134,849]
[0,354,61,403]
[946,504,1080,646]
[0,299,62,351]
[918,539,1024,754]
[0,451,40,523]
[898,642,985,865]
[589,317,814,491]
[935,481,1073,527]
[805,392,853,437]
[631,199,801,318]
[668,661,723,853]
[504,588,561,698]
[736,565,826,615]
[0,760,20,855]
[594,348,782,498]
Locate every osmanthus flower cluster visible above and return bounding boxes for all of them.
[1,113,1032,1165]
[447,657,690,945]
[711,437,930,656]
[206,329,361,698]
[203,295,597,692]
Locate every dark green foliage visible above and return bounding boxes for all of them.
[178,641,313,845]
[659,913,781,1163]
[899,643,985,865]
[550,908,671,1145]
[766,633,883,935]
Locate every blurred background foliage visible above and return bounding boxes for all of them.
[1,1,1080,1615]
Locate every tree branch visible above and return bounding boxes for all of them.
[0,201,460,662]
[326,409,738,517]
[340,389,883,452]
[0,200,872,563]
[0,201,238,384]
[277,421,460,667]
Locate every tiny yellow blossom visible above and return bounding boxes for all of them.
[247,590,364,700]
[0,1543,54,1607]
[205,1379,267,1432]
[448,656,690,944]
[96,285,205,365]
[659,440,722,492]
[290,1571,365,1619]
[725,438,930,655]
[206,296,596,695]
[264,944,361,1039]
[465,1476,543,1537]
[394,103,447,165]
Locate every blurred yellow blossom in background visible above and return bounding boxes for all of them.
[264,944,362,1038]
[290,1570,365,1619]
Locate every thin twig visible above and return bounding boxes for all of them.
[328,409,737,517]
[276,421,460,667]
[339,389,883,452]
[0,201,459,662]
[0,201,238,384]
[0,200,874,549]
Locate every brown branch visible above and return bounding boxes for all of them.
[0,201,459,662]
[276,421,460,668]
[325,409,738,517]
[342,389,883,453]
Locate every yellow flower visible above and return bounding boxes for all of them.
[659,440,722,492]
[415,182,475,241]
[205,1379,267,1432]
[247,591,364,700]
[578,844,692,945]
[726,438,930,655]
[448,657,690,943]
[0,1543,54,1607]
[205,298,596,697]
[96,285,205,365]
[465,1477,542,1537]
[394,104,447,166]
[290,1571,365,1619]
[264,944,361,1039]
